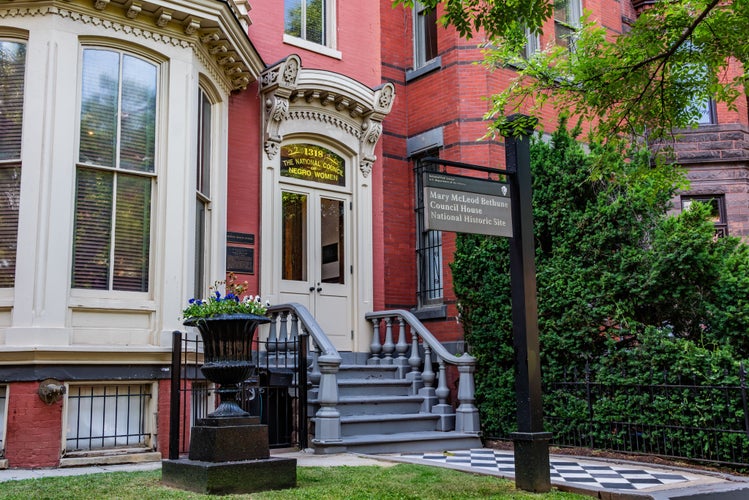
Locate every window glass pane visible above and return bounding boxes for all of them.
[79,50,120,167]
[282,192,307,281]
[0,166,20,287]
[0,41,26,161]
[320,198,344,284]
[523,28,540,59]
[197,90,211,197]
[696,99,714,124]
[72,168,114,289]
[415,4,438,67]
[306,0,324,45]
[0,39,24,289]
[120,55,156,173]
[422,7,438,63]
[113,174,151,291]
[682,197,723,223]
[195,89,211,299]
[194,200,206,299]
[284,0,303,38]
[554,0,570,23]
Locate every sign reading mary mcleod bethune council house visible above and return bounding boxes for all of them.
[424,172,512,237]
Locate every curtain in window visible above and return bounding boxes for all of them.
[72,168,114,289]
[0,40,26,287]
[73,49,156,292]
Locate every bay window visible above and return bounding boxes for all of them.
[72,48,157,292]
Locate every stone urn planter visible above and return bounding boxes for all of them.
[184,313,270,418]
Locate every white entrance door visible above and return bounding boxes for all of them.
[278,187,352,350]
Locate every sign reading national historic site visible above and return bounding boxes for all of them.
[423,172,512,237]
[281,143,346,187]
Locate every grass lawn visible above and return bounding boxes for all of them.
[0,464,587,499]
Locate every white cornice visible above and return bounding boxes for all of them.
[0,0,264,90]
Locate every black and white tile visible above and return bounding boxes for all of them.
[402,449,695,491]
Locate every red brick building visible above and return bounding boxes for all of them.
[0,0,745,467]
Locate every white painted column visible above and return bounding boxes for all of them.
[7,22,79,346]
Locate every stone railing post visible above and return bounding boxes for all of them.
[455,360,480,434]
[314,353,342,442]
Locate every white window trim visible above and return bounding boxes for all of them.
[283,34,341,59]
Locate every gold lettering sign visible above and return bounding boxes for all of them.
[280,144,346,187]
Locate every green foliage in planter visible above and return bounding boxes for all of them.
[452,123,749,453]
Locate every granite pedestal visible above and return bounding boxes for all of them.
[161,416,297,495]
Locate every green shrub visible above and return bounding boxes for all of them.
[452,122,749,461]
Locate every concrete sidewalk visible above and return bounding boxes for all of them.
[0,448,748,499]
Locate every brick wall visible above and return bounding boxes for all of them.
[378,0,698,343]
[4,382,63,468]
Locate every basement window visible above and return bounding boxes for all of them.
[65,384,153,452]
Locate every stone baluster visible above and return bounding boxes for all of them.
[418,344,437,412]
[455,362,480,434]
[394,317,409,378]
[307,340,321,401]
[278,311,289,354]
[308,341,321,386]
[432,358,456,431]
[368,318,381,365]
[381,317,395,365]
[288,312,299,353]
[267,311,278,353]
[314,354,342,443]
[407,329,424,394]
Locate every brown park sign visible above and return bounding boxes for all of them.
[423,171,512,237]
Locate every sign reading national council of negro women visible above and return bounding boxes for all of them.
[423,172,512,238]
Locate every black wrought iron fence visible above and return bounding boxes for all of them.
[543,363,749,467]
[168,330,307,460]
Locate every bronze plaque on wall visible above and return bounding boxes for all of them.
[226,246,254,274]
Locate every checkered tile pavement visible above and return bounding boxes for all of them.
[402,449,695,491]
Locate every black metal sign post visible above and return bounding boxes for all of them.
[504,117,551,492]
[421,113,550,493]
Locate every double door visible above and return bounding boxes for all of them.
[278,187,351,350]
